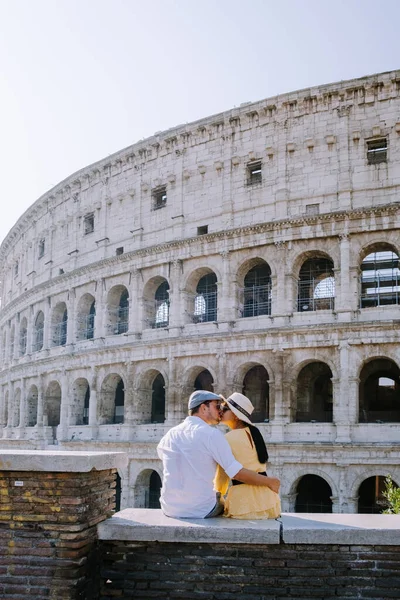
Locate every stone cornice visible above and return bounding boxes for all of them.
[1,69,399,259]
[1,201,399,321]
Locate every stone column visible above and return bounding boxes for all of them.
[218,250,236,323]
[95,278,105,338]
[164,357,177,425]
[26,310,33,354]
[269,351,286,442]
[284,273,298,315]
[88,367,98,440]
[271,241,289,318]
[335,341,352,442]
[0,385,6,428]
[168,260,183,330]
[43,297,51,349]
[36,376,44,427]
[58,371,69,441]
[128,269,142,334]
[66,291,76,346]
[17,378,26,437]
[123,364,135,427]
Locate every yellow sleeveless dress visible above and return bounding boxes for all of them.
[214,428,281,519]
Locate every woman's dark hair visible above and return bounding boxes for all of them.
[247,423,269,464]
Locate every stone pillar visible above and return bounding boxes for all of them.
[271,241,289,318]
[164,357,177,425]
[348,376,360,424]
[26,310,33,354]
[338,234,350,312]
[88,367,99,440]
[0,450,127,600]
[124,365,135,427]
[43,296,51,349]
[284,273,297,315]
[129,269,143,334]
[58,371,69,441]
[335,341,352,442]
[66,292,76,346]
[218,250,236,323]
[168,260,183,330]
[269,351,286,442]
[0,385,6,428]
[36,376,44,427]
[17,378,26,438]
[95,278,105,338]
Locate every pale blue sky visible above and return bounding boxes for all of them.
[0,0,399,243]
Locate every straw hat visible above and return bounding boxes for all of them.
[226,392,254,425]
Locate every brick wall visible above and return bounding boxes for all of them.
[0,467,117,600]
[99,540,400,600]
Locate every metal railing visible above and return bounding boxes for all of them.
[109,306,129,334]
[77,314,95,340]
[297,278,335,312]
[146,300,170,329]
[52,321,67,346]
[239,284,271,317]
[32,327,44,352]
[191,291,217,323]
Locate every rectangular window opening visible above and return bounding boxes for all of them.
[197,225,208,236]
[116,247,124,256]
[305,204,320,216]
[152,186,167,210]
[246,161,262,186]
[84,213,95,234]
[38,239,45,259]
[367,138,387,165]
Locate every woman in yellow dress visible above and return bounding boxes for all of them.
[214,392,281,519]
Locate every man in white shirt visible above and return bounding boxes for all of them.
[157,390,280,518]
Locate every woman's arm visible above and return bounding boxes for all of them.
[214,464,230,495]
[233,468,280,493]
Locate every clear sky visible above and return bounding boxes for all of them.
[0,0,399,244]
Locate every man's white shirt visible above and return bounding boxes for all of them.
[157,416,243,518]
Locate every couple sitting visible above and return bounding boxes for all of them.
[157,390,281,519]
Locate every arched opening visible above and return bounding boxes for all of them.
[19,317,27,356]
[149,471,162,509]
[358,475,398,513]
[44,381,61,427]
[295,475,333,513]
[106,286,129,335]
[296,362,333,422]
[33,311,44,352]
[360,246,400,308]
[193,273,218,323]
[70,379,90,426]
[242,365,269,422]
[194,369,214,392]
[51,303,68,347]
[134,469,162,508]
[76,294,96,340]
[151,373,165,423]
[99,374,125,425]
[359,358,400,423]
[143,277,170,329]
[240,263,272,317]
[12,388,21,427]
[27,385,38,427]
[115,473,122,512]
[297,257,335,312]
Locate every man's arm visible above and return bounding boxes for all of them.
[233,468,280,493]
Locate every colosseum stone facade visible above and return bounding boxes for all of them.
[1,70,400,513]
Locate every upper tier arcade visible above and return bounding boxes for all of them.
[2,69,400,308]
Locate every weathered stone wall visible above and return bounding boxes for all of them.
[1,70,400,512]
[99,540,400,600]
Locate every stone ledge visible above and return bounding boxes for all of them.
[97,508,281,544]
[281,512,400,545]
[0,449,128,472]
[97,509,400,545]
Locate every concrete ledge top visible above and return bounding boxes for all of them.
[97,508,281,544]
[97,509,400,545]
[0,450,128,472]
[281,513,400,545]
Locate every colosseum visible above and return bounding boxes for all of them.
[1,69,400,513]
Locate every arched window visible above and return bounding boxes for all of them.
[71,379,90,426]
[298,257,335,311]
[296,362,333,422]
[295,475,332,513]
[151,373,165,423]
[27,386,38,427]
[44,381,61,427]
[52,303,68,347]
[242,365,269,422]
[359,359,400,423]
[149,472,162,509]
[358,476,398,514]
[193,273,217,322]
[33,311,44,352]
[194,369,214,392]
[360,248,400,308]
[77,295,96,340]
[153,282,170,328]
[99,374,125,425]
[241,264,271,317]
[19,318,27,356]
